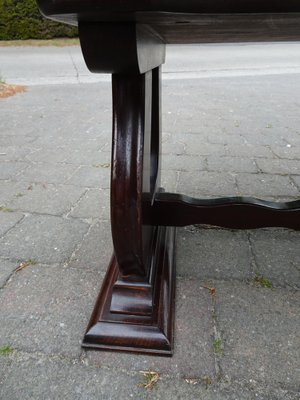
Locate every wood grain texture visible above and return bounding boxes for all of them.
[38,0,300,43]
[110,72,151,278]
[82,226,176,355]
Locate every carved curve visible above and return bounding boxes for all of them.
[143,192,300,230]
[78,22,165,74]
[150,67,162,197]
[111,73,148,278]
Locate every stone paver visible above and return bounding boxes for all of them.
[207,156,258,173]
[18,162,79,185]
[161,169,179,192]
[66,165,110,188]
[68,220,112,271]
[65,149,110,166]
[0,181,32,206]
[0,135,37,147]
[184,141,227,157]
[206,132,247,145]
[27,148,110,166]
[292,175,300,190]
[236,173,299,197]
[176,227,253,281]
[7,183,87,216]
[0,161,29,179]
[0,49,299,399]
[161,132,186,155]
[26,147,70,164]
[0,214,89,263]
[225,144,274,159]
[215,282,300,392]
[0,211,24,237]
[1,353,298,400]
[249,229,300,288]
[177,171,237,197]
[69,188,110,219]
[271,145,300,160]
[0,259,18,287]
[256,158,300,175]
[0,145,34,162]
[162,154,206,171]
[0,264,103,357]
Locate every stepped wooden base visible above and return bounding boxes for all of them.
[82,226,176,355]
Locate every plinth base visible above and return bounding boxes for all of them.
[82,226,176,355]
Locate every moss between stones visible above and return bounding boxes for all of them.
[0,345,14,355]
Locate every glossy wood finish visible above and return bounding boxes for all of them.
[38,1,300,44]
[110,72,151,279]
[110,67,163,279]
[39,0,300,15]
[75,11,178,352]
[143,193,300,230]
[79,23,165,74]
[37,0,300,355]
[151,14,300,44]
[82,66,177,354]
[38,0,300,44]
[82,226,176,354]
[38,0,300,20]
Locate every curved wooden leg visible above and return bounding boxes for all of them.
[82,67,176,355]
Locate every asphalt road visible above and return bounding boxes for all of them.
[1,42,300,85]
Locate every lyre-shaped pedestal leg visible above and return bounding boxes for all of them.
[82,67,176,355]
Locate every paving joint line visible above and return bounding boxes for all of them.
[68,49,80,83]
[0,212,26,241]
[290,175,300,191]
[63,218,97,268]
[4,347,299,394]
[64,187,90,218]
[60,164,82,185]
[0,257,60,291]
[176,274,300,290]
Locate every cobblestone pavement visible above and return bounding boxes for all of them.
[0,46,299,399]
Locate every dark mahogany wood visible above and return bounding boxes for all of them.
[82,225,176,355]
[79,23,165,74]
[110,67,163,280]
[38,0,300,16]
[143,193,300,230]
[150,67,162,196]
[76,13,178,352]
[37,0,300,356]
[82,66,177,354]
[110,71,151,279]
[38,1,300,44]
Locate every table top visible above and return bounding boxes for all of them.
[38,0,300,16]
[38,0,300,43]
